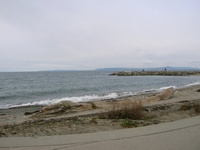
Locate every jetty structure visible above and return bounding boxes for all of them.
[109,71,200,76]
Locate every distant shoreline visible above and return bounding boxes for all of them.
[110,71,200,76]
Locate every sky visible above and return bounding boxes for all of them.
[0,0,200,71]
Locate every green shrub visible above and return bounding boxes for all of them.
[121,119,138,128]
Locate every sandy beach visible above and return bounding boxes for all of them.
[0,84,200,137]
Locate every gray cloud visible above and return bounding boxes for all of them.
[0,0,200,71]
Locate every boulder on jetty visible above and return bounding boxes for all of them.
[110,71,200,76]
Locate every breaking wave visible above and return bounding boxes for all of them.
[0,85,178,109]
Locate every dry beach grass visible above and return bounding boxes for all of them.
[0,84,200,137]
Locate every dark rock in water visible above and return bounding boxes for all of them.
[197,89,200,92]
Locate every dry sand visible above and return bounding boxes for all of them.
[0,84,200,137]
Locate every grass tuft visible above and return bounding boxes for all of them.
[88,102,98,109]
[179,104,192,111]
[194,103,200,113]
[101,100,145,120]
[121,119,138,128]
[89,117,97,124]
[179,103,200,114]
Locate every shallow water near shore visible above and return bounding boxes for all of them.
[0,71,200,108]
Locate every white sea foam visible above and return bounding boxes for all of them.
[184,82,200,87]
[0,87,169,109]
[0,87,177,109]
[0,93,119,109]
[138,86,177,94]
[158,86,177,91]
[1,82,199,109]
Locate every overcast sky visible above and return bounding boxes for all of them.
[0,0,200,71]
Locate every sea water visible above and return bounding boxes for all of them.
[0,71,200,108]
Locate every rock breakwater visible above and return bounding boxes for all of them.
[110,71,200,76]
